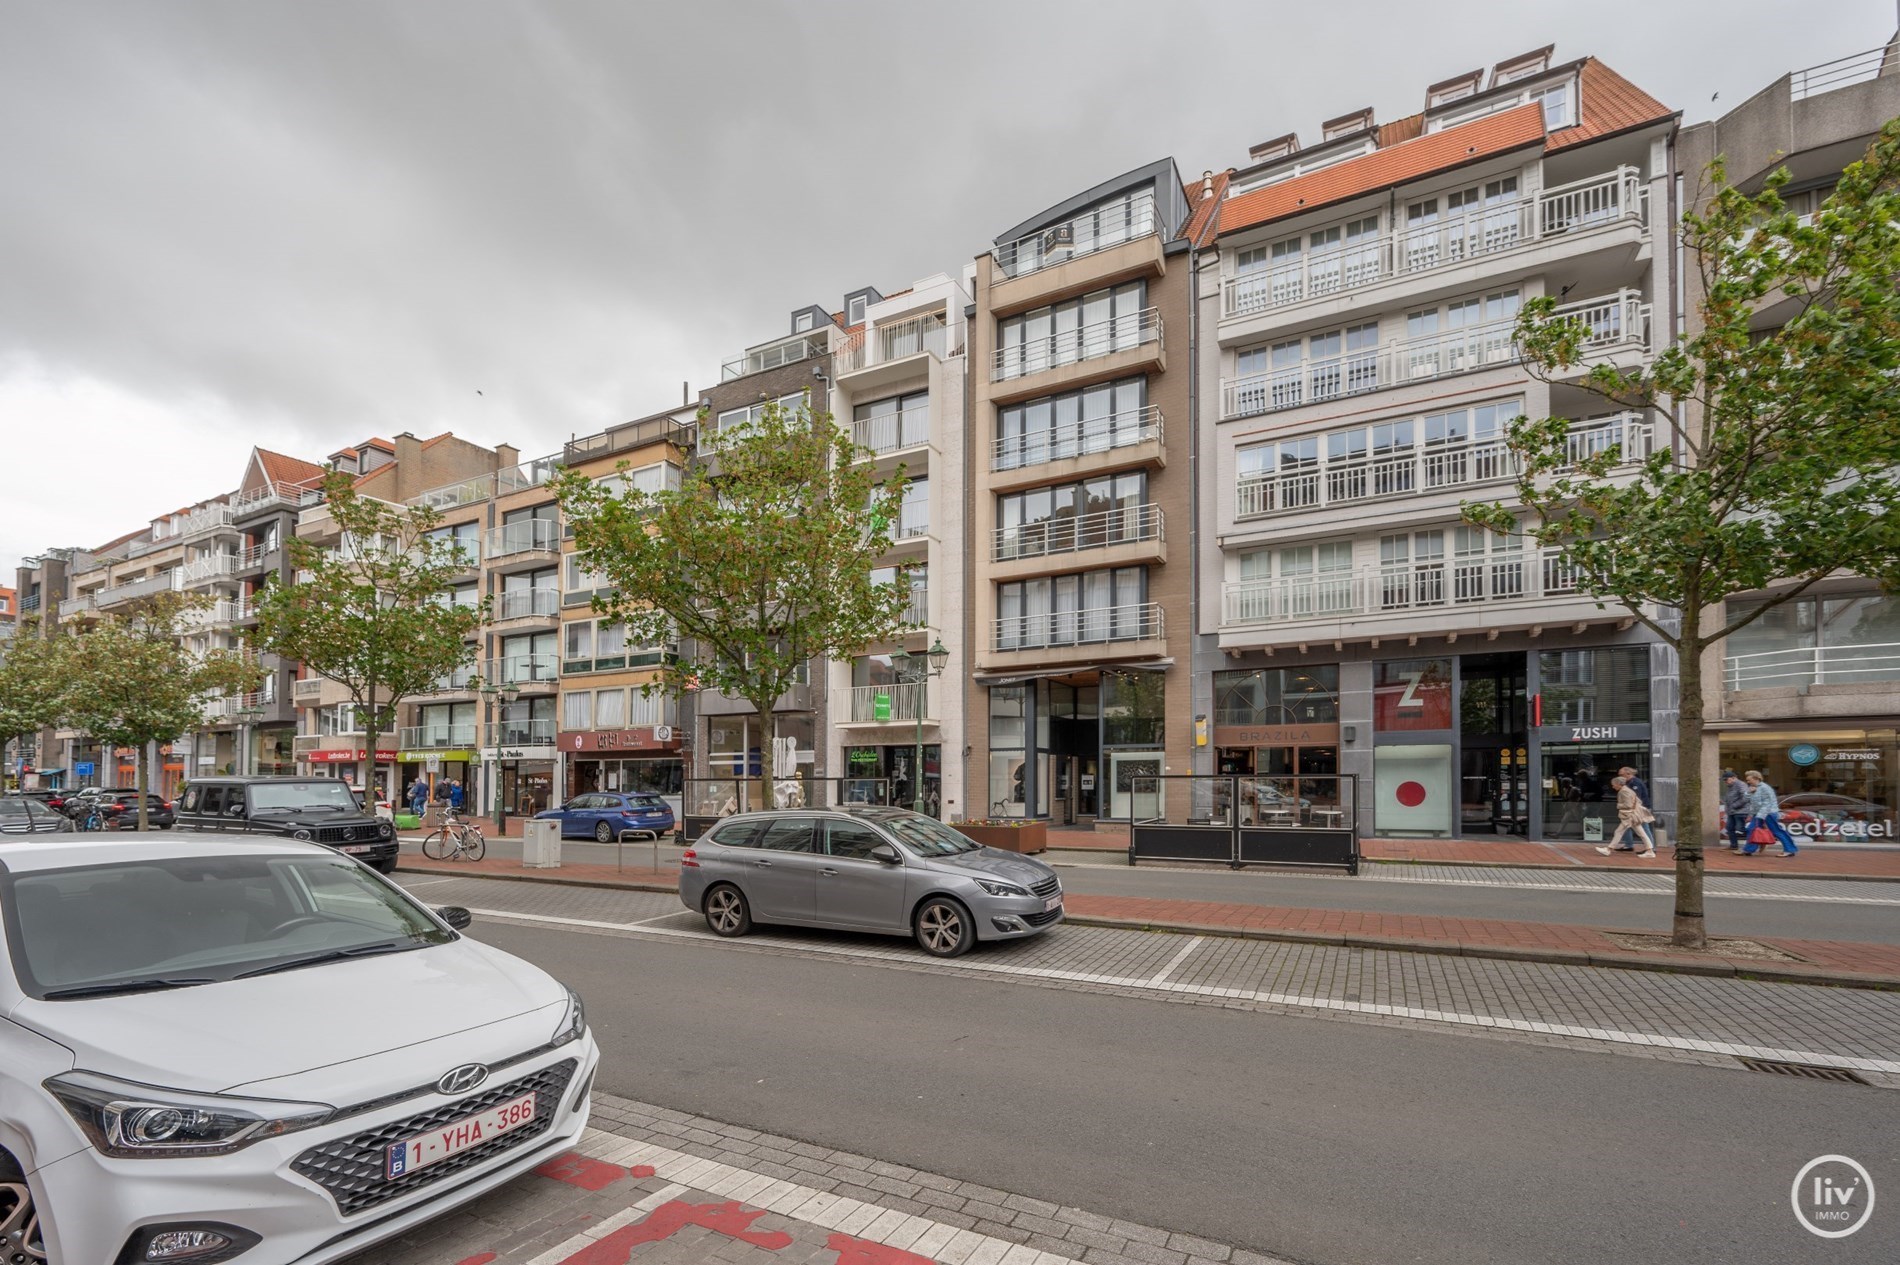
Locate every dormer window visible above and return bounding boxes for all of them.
[1247,133,1300,163]
[1321,108,1374,141]
[1492,47,1554,87]
[793,312,814,334]
[1426,70,1483,108]
[847,295,868,326]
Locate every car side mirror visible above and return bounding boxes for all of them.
[869,843,901,865]
[437,906,474,930]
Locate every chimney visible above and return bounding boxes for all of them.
[494,443,520,469]
[1201,170,1216,200]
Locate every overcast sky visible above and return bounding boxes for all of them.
[0,0,1888,573]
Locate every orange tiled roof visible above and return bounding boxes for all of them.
[91,526,145,555]
[1182,170,1232,246]
[257,448,326,488]
[1219,102,1547,238]
[363,437,394,451]
[1549,58,1675,150]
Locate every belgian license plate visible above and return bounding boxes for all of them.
[386,1092,536,1179]
[1043,896,1062,913]
[341,845,371,855]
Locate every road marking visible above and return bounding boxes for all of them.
[1149,936,1203,984]
[397,877,457,890]
[468,906,1900,1074]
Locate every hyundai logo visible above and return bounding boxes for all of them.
[437,1063,489,1095]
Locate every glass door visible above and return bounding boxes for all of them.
[1109,751,1163,821]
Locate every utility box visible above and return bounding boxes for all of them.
[522,818,562,869]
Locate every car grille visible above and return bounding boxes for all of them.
[1024,906,1063,927]
[312,824,378,844]
[291,1058,577,1216]
[1030,875,1061,900]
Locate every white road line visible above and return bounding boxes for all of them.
[1149,936,1204,984]
[469,906,1900,1073]
[394,876,457,890]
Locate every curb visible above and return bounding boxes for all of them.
[1363,856,1900,885]
[396,862,1900,993]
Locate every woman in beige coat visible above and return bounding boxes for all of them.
[1594,775,1658,858]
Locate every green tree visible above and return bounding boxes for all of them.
[556,395,913,798]
[0,620,67,785]
[58,593,261,829]
[1466,120,1900,948]
[253,472,486,799]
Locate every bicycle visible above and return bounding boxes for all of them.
[421,809,487,862]
[74,799,120,832]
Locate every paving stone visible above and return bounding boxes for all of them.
[1167,1233,1231,1260]
[1111,1220,1175,1248]
[1003,1193,1063,1218]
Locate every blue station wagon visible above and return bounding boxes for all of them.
[535,792,676,841]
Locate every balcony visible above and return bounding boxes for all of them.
[58,594,93,619]
[836,312,951,380]
[1221,550,1597,631]
[1726,643,1900,690]
[484,520,561,565]
[721,335,825,382]
[1221,169,1649,320]
[413,474,495,511]
[992,192,1159,281]
[399,723,478,750]
[484,654,559,690]
[231,480,323,518]
[853,405,931,458]
[487,718,556,748]
[1220,292,1650,420]
[95,572,181,609]
[991,406,1163,483]
[179,554,239,585]
[565,414,696,467]
[991,602,1165,654]
[293,678,325,702]
[992,307,1162,386]
[498,453,561,496]
[837,682,931,726]
[1235,414,1653,519]
[900,587,928,628]
[892,505,930,544]
[993,504,1165,568]
[1792,45,1900,100]
[494,588,560,623]
[235,541,280,571]
[421,664,480,694]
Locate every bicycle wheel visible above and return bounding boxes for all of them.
[461,828,486,862]
[420,829,451,861]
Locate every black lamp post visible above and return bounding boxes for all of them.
[480,679,522,831]
[889,637,949,815]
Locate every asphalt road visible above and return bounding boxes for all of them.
[469,917,1900,1265]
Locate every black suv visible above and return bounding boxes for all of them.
[176,776,399,872]
[63,788,175,829]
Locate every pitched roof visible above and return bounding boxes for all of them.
[1549,58,1675,150]
[1182,170,1231,246]
[255,448,325,489]
[1219,102,1547,238]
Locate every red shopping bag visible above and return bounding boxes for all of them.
[1748,823,1775,845]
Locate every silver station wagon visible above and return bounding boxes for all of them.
[678,808,1064,957]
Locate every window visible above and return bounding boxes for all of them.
[826,820,887,861]
[562,691,592,731]
[1214,666,1342,726]
[708,818,764,848]
[594,688,627,729]
[1538,647,1649,723]
[499,632,555,683]
[995,377,1148,470]
[563,621,593,665]
[995,566,1149,649]
[1530,81,1575,130]
[424,521,479,566]
[997,472,1148,560]
[897,479,929,539]
[449,581,479,607]
[597,462,682,498]
[793,312,814,333]
[565,552,611,594]
[847,295,868,326]
[717,392,804,437]
[995,281,1147,379]
[757,819,816,852]
[854,390,929,454]
[1232,321,1377,414]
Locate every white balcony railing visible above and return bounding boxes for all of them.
[495,588,560,621]
[1236,414,1653,518]
[1725,642,1900,690]
[95,572,182,607]
[837,312,950,375]
[992,406,1162,473]
[484,654,560,687]
[1222,169,1648,317]
[992,307,1161,382]
[992,602,1165,652]
[721,335,825,382]
[399,723,478,749]
[293,678,325,701]
[424,663,480,693]
[994,503,1164,563]
[900,587,928,627]
[853,407,931,457]
[894,504,929,542]
[1222,550,1594,627]
[1221,292,1649,419]
[179,554,239,584]
[413,474,495,510]
[58,594,93,618]
[994,192,1158,279]
[488,718,556,747]
[231,480,322,515]
[484,519,561,559]
[839,682,931,724]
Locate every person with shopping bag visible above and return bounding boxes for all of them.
[1742,769,1798,856]
[1593,775,1658,858]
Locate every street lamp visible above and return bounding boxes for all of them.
[479,679,522,832]
[889,637,949,815]
[235,705,265,778]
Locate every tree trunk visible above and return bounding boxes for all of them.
[136,742,151,832]
[1673,629,1708,949]
[751,700,776,811]
[362,682,380,809]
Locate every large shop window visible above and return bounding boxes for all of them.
[988,686,1028,817]
[1214,666,1341,727]
[995,377,1149,471]
[1537,647,1650,725]
[1718,729,1896,840]
[1374,658,1454,731]
[995,567,1151,650]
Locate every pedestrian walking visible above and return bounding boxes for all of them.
[1742,770,1798,856]
[1720,770,1749,852]
[1594,776,1658,858]
[408,777,430,819]
[1618,766,1652,810]
[447,778,466,813]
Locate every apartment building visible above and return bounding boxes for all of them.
[8,550,80,791]
[291,432,521,802]
[963,161,1196,824]
[1680,37,1900,843]
[1193,49,1677,843]
[556,407,694,816]
[824,272,971,818]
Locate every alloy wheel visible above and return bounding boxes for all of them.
[0,1180,46,1264]
[706,887,747,935]
[917,902,966,956]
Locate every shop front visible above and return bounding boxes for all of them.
[1213,666,1342,814]
[845,744,941,816]
[563,727,685,814]
[984,668,1164,822]
[1717,727,1896,841]
[395,748,475,804]
[479,741,558,821]
[305,748,398,801]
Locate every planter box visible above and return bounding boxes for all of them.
[950,821,1048,854]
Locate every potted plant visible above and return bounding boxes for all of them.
[948,818,1048,854]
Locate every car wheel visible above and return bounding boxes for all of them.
[0,1150,46,1263]
[914,897,974,958]
[373,859,398,875]
[703,884,751,938]
[594,821,614,843]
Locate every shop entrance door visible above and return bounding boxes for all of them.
[1459,654,1529,836]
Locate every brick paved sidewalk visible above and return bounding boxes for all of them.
[344,1092,1274,1265]
[396,853,1900,989]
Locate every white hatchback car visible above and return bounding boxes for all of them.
[0,835,599,1264]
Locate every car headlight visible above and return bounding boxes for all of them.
[975,879,1030,898]
[551,986,587,1046]
[378,820,395,839]
[44,1070,332,1158]
[291,828,313,841]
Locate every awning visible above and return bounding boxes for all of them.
[970,658,1174,685]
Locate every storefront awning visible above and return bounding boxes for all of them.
[970,658,1174,685]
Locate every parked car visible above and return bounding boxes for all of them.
[175,776,399,873]
[1778,792,1892,838]
[0,794,76,835]
[535,791,676,842]
[84,790,176,830]
[678,807,1063,958]
[0,834,597,1263]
